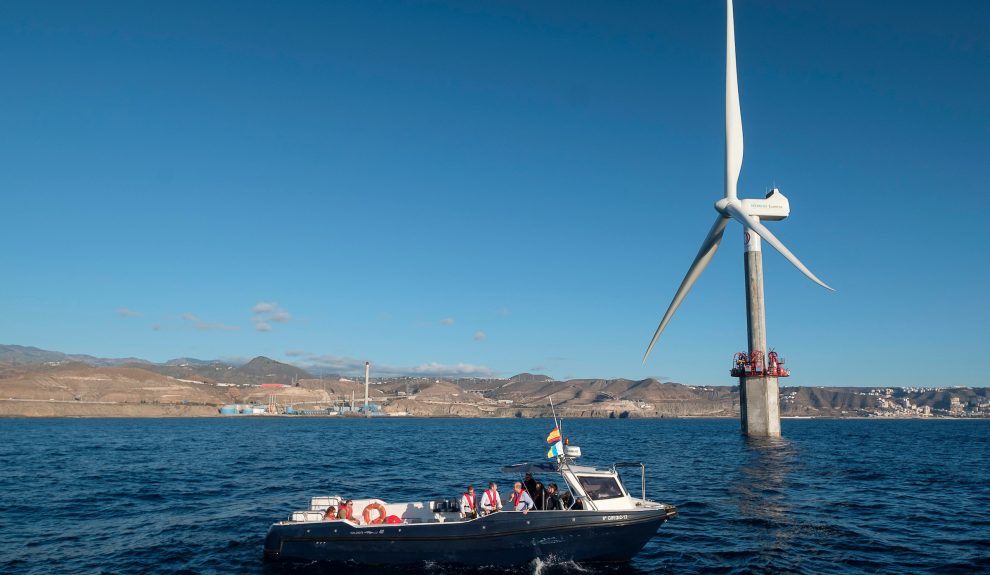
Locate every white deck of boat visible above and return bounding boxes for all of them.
[288,495,669,525]
[289,496,461,524]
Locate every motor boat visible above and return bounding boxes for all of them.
[263,441,677,566]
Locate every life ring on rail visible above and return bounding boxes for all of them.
[363,502,387,525]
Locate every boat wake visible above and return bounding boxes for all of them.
[417,557,596,575]
[531,556,593,575]
[263,558,618,575]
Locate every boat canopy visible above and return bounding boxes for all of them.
[499,462,558,474]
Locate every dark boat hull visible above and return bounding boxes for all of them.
[264,507,676,566]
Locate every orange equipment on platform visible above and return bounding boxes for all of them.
[731,350,790,378]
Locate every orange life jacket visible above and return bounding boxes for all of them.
[484,489,498,509]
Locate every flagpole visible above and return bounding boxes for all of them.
[547,395,565,460]
[549,395,559,430]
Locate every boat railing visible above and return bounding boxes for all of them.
[309,496,342,511]
[291,511,328,522]
[552,493,592,511]
[612,462,646,502]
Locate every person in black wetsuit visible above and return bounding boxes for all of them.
[544,483,562,510]
[523,472,538,498]
[560,490,582,510]
[532,481,545,510]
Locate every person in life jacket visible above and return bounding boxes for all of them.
[481,482,502,515]
[460,485,478,519]
[511,482,535,514]
[336,499,360,525]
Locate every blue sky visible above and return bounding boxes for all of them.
[1,1,987,386]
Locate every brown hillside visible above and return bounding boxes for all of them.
[0,364,235,405]
[414,380,484,402]
[296,378,386,400]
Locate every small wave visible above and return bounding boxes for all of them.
[530,555,600,575]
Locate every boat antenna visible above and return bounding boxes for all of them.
[549,395,560,431]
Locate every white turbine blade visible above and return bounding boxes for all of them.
[725,0,744,200]
[724,202,834,291]
[643,215,731,363]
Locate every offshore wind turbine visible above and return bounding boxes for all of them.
[642,0,833,437]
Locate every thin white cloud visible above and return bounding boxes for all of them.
[285,349,311,357]
[116,308,140,317]
[252,302,276,314]
[253,302,291,331]
[298,354,494,378]
[440,318,455,326]
[473,330,487,341]
[497,307,511,317]
[181,312,199,322]
[302,354,369,373]
[408,362,493,377]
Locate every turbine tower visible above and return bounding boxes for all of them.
[642,0,833,437]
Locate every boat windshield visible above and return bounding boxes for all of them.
[576,475,625,500]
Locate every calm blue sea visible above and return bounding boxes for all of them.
[0,418,987,574]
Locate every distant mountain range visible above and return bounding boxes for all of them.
[2,344,987,419]
[0,344,151,367]
[0,344,314,387]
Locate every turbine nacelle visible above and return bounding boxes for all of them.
[741,188,789,221]
[716,188,789,221]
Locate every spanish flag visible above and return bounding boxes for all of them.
[546,427,561,444]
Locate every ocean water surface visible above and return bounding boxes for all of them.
[0,418,987,574]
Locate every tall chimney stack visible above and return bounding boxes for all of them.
[364,361,370,411]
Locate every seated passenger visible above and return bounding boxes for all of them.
[323,505,337,520]
[560,491,576,510]
[481,482,502,515]
[336,499,360,525]
[460,485,478,519]
[544,483,562,510]
[533,481,545,510]
[510,482,535,515]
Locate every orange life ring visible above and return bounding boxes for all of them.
[362,502,387,525]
